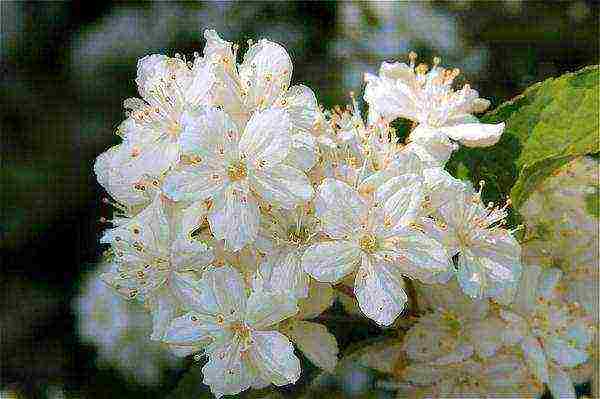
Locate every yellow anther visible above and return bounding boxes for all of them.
[415,63,429,75]
[227,162,248,181]
[359,234,379,254]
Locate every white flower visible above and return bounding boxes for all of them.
[100,196,214,340]
[162,106,313,251]
[204,30,321,171]
[423,180,522,299]
[500,265,593,399]
[75,262,181,385]
[253,204,320,298]
[520,156,600,322]
[302,177,451,326]
[163,265,301,398]
[405,280,504,364]
[363,53,504,165]
[94,53,215,208]
[260,279,340,373]
[402,351,542,399]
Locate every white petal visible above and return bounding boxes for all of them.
[499,310,527,345]
[203,29,236,67]
[512,264,544,314]
[240,108,291,168]
[457,246,520,300]
[440,122,504,148]
[302,241,361,283]
[202,339,259,398]
[185,61,215,108]
[240,39,292,111]
[286,321,338,372]
[287,132,318,171]
[374,174,424,231]
[179,106,240,162]
[275,85,319,134]
[251,164,313,208]
[387,228,452,282]
[170,204,214,272]
[408,126,458,166]
[163,311,220,347]
[244,291,298,330]
[255,250,310,298]
[135,54,191,103]
[545,336,589,368]
[201,265,247,319]
[536,267,563,300]
[315,178,367,239]
[100,196,169,256]
[354,255,408,326]
[248,331,301,386]
[297,281,335,320]
[468,317,505,358]
[208,187,260,252]
[162,164,227,202]
[149,289,177,340]
[170,272,217,315]
[363,73,418,123]
[548,366,576,399]
[521,335,549,383]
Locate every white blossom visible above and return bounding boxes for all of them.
[422,180,522,299]
[500,265,594,399]
[204,30,321,171]
[302,177,451,326]
[162,106,313,251]
[94,53,215,208]
[364,53,504,165]
[163,265,301,398]
[100,196,214,340]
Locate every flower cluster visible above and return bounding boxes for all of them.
[93,30,547,398]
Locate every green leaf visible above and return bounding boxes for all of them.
[448,65,600,213]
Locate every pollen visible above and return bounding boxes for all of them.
[359,234,379,254]
[227,162,248,181]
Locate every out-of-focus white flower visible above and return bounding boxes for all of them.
[163,265,301,398]
[402,350,542,398]
[422,180,522,300]
[74,263,181,385]
[521,157,600,322]
[499,265,594,399]
[302,177,450,326]
[405,280,504,364]
[162,106,313,251]
[100,196,214,340]
[364,54,503,165]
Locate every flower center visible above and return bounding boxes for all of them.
[359,234,379,254]
[227,162,248,181]
[287,225,310,245]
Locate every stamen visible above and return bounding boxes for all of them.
[408,51,417,68]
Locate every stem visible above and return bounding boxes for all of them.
[404,278,420,317]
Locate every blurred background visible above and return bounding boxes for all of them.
[1,1,598,398]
